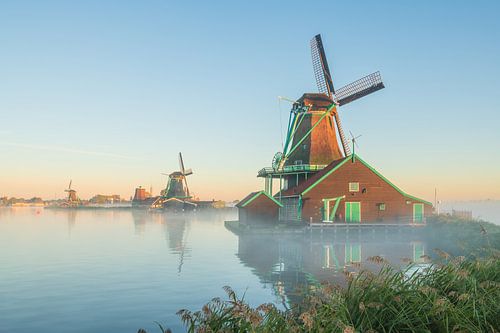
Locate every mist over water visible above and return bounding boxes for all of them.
[0,208,490,332]
[440,200,500,225]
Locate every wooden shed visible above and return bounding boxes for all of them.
[237,191,283,224]
[277,154,432,224]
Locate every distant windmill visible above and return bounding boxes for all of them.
[64,180,78,204]
[310,34,385,156]
[162,153,193,199]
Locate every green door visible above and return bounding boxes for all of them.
[345,202,361,223]
[413,203,424,223]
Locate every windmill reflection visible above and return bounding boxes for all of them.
[162,215,191,274]
[235,230,429,306]
[131,210,192,273]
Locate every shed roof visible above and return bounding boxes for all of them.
[237,191,284,208]
[277,154,432,205]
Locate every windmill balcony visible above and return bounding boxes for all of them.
[257,164,327,178]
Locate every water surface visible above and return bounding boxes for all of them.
[1,208,431,332]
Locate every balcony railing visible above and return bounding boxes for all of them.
[258,164,327,177]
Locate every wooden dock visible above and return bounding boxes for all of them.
[307,222,426,232]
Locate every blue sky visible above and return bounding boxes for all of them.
[0,0,499,201]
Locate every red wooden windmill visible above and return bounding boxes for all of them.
[259,34,385,194]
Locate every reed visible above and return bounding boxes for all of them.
[140,254,499,332]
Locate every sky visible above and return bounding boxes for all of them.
[0,0,499,202]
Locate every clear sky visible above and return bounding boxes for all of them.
[0,0,499,202]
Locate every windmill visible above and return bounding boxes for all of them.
[162,152,193,199]
[64,180,78,204]
[259,34,385,194]
[310,34,384,156]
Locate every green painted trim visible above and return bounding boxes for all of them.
[241,191,283,208]
[298,195,303,217]
[302,158,351,195]
[283,110,307,159]
[283,112,298,155]
[284,104,336,160]
[302,154,432,206]
[322,200,328,220]
[354,155,433,206]
[321,195,345,221]
[331,196,342,220]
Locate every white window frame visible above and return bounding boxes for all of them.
[348,182,359,192]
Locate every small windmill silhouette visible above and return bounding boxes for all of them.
[64,180,78,203]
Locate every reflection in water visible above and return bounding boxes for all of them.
[236,230,429,306]
[66,210,77,235]
[131,210,191,273]
[131,209,149,235]
[2,208,479,333]
[162,215,190,273]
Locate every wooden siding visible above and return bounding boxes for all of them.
[284,94,343,167]
[238,194,279,224]
[301,159,432,223]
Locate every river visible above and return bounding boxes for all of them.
[0,208,444,332]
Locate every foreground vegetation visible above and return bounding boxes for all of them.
[141,217,500,332]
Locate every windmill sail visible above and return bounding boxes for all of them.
[179,152,192,176]
[333,113,351,156]
[310,34,335,97]
[335,71,384,106]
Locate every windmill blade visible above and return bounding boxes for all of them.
[183,168,193,176]
[335,71,384,106]
[184,176,190,197]
[333,112,351,156]
[310,34,335,97]
[178,152,185,174]
[68,180,72,190]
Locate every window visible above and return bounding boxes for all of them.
[294,160,303,165]
[348,182,359,192]
[378,203,386,211]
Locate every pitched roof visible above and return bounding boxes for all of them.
[237,191,284,208]
[277,155,432,206]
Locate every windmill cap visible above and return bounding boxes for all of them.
[297,93,334,107]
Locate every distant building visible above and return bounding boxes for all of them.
[90,194,121,204]
[452,209,473,220]
[132,187,151,202]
